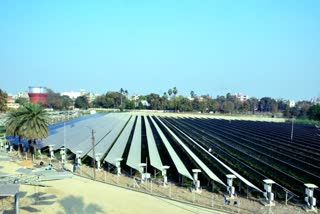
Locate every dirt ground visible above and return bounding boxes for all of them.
[0,152,311,214]
[0,157,224,214]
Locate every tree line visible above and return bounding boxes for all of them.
[0,88,319,121]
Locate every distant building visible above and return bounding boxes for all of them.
[235,93,249,102]
[140,100,150,107]
[289,100,296,107]
[62,90,99,103]
[61,91,82,100]
[15,91,29,99]
[6,95,20,109]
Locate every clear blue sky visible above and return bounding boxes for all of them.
[0,0,319,100]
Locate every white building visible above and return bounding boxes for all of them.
[235,93,249,102]
[289,100,296,107]
[61,91,84,100]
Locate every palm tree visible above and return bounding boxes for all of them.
[5,103,50,160]
[173,87,178,97]
[5,110,23,156]
[173,87,178,112]
[168,89,172,97]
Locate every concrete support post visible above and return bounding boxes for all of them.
[192,169,201,192]
[162,166,170,186]
[303,183,318,212]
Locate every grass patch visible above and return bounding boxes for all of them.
[285,118,320,126]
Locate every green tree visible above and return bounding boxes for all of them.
[208,99,220,113]
[223,101,235,113]
[162,92,169,110]
[15,97,29,105]
[192,98,201,111]
[75,96,89,109]
[240,100,250,113]
[0,89,8,112]
[61,95,73,109]
[173,87,178,97]
[46,89,63,109]
[168,89,173,97]
[146,93,162,110]
[177,96,192,112]
[92,95,108,108]
[190,91,196,98]
[5,103,49,159]
[5,110,22,156]
[308,104,320,120]
[249,97,259,113]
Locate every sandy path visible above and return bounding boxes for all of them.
[0,159,224,214]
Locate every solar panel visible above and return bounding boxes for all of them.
[104,116,135,166]
[126,116,142,171]
[155,116,226,186]
[86,113,131,159]
[144,116,163,171]
[0,184,19,196]
[43,114,114,151]
[164,118,263,192]
[149,116,193,180]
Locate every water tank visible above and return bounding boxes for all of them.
[28,86,48,104]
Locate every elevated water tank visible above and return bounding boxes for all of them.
[28,86,47,104]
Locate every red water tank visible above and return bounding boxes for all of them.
[28,87,47,104]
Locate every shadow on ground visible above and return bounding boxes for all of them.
[57,195,104,214]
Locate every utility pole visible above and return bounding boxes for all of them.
[290,117,294,142]
[91,129,96,180]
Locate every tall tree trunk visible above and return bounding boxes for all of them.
[18,136,21,158]
[33,139,37,161]
[27,139,32,160]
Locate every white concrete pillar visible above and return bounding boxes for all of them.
[192,169,201,191]
[304,183,318,211]
[139,163,147,183]
[76,151,82,165]
[115,158,123,176]
[262,179,275,206]
[226,174,237,198]
[60,148,66,163]
[162,166,170,185]
[49,145,54,160]
[95,153,101,170]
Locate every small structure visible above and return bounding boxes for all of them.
[115,158,123,176]
[304,183,318,212]
[0,184,20,214]
[139,163,150,182]
[60,147,66,164]
[48,145,55,161]
[226,174,237,199]
[95,153,102,169]
[192,169,201,192]
[161,166,170,186]
[76,151,82,165]
[261,179,276,206]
